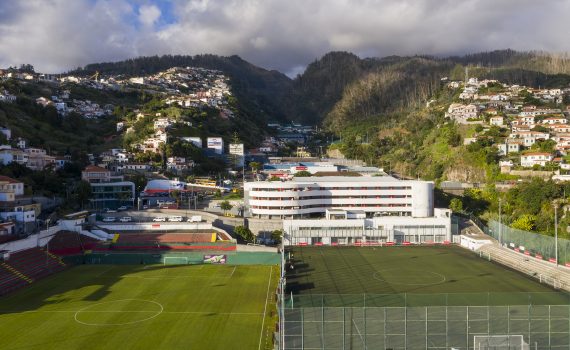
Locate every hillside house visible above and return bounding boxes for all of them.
[445,103,478,124]
[521,153,553,167]
[489,116,504,126]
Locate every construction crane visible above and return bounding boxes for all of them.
[89,71,100,81]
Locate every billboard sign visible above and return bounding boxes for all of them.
[229,143,244,156]
[207,137,224,154]
[203,254,227,264]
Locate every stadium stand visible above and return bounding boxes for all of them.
[0,248,66,296]
[117,233,215,244]
[479,243,570,290]
[0,262,30,295]
[110,232,236,251]
[47,231,99,255]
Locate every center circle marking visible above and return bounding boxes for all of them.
[74,299,163,326]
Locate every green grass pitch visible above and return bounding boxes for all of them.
[285,245,569,307]
[0,264,279,350]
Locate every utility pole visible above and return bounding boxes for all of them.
[555,203,558,266]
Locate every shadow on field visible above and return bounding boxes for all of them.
[0,264,175,314]
[286,281,315,293]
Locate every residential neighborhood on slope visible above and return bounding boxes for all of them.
[444,77,570,174]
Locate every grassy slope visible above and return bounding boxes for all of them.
[285,246,567,306]
[0,264,279,350]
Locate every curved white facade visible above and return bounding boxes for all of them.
[245,176,434,219]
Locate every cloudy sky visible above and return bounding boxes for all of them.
[1,0,569,76]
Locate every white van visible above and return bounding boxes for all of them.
[168,216,183,222]
[119,216,132,222]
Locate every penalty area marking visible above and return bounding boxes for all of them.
[74,299,163,326]
[372,269,446,286]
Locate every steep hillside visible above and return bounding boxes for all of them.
[72,54,293,123]
[289,50,570,129]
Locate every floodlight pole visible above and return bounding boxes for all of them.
[554,204,558,266]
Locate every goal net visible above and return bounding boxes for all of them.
[473,335,528,350]
[163,257,189,265]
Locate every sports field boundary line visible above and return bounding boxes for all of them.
[229,266,236,277]
[7,310,263,315]
[258,266,273,350]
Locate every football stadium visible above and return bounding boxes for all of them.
[280,245,570,349]
[0,212,280,350]
[2,210,570,349]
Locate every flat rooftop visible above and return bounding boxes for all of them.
[291,175,403,182]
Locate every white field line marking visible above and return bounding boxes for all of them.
[352,319,368,350]
[94,266,114,277]
[229,266,236,278]
[74,299,163,326]
[258,266,273,350]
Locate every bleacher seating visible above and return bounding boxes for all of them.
[7,248,66,279]
[479,244,570,290]
[0,263,29,295]
[111,232,235,252]
[47,231,99,255]
[0,248,66,296]
[117,233,215,244]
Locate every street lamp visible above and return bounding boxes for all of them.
[498,198,502,246]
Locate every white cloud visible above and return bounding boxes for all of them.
[138,4,161,27]
[1,0,570,75]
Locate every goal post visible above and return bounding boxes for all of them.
[163,256,189,265]
[473,335,527,349]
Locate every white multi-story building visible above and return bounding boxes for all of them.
[244,176,434,219]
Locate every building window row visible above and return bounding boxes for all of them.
[250,195,412,200]
[251,203,412,210]
[250,186,412,192]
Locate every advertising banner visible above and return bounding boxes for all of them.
[203,254,227,264]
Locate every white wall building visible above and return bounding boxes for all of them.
[245,176,434,219]
[520,153,553,167]
[282,208,451,245]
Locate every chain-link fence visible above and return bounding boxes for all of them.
[284,293,570,308]
[281,304,570,349]
[486,220,570,264]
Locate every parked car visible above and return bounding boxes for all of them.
[119,216,132,222]
[168,216,183,222]
[142,205,149,210]
[117,206,128,211]
[187,215,202,223]
[153,217,166,222]
[102,217,116,222]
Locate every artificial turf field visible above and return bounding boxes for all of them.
[0,264,279,350]
[285,245,569,306]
